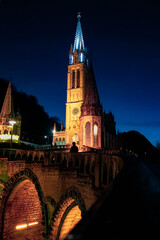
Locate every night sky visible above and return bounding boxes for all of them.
[0,0,160,146]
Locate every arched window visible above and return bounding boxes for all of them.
[85,122,91,146]
[72,70,75,88]
[4,130,8,134]
[77,69,80,88]
[63,138,65,145]
[59,138,62,146]
[93,122,98,146]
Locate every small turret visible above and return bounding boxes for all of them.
[69,44,73,64]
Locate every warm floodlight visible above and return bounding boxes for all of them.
[28,221,38,226]
[16,222,38,230]
[9,120,16,127]
[16,224,27,230]
[94,124,98,136]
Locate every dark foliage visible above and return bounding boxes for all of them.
[118,130,160,163]
[0,78,61,144]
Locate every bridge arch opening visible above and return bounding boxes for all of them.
[0,169,48,240]
[2,179,43,240]
[51,188,86,240]
[0,180,5,200]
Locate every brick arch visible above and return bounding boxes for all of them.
[51,187,86,240]
[45,196,56,207]
[0,179,5,188]
[0,180,5,200]
[0,168,49,240]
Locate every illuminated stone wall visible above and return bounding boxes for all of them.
[0,153,124,239]
[65,62,88,145]
[3,180,43,240]
[80,115,102,148]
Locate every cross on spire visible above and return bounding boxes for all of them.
[77,12,81,19]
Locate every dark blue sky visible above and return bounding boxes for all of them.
[0,0,160,146]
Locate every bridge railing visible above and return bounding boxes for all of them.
[49,152,123,189]
[0,147,123,189]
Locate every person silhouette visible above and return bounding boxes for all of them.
[70,142,78,153]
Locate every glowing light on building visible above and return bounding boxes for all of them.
[94,124,98,136]
[16,224,27,230]
[9,120,16,127]
[69,55,73,65]
[28,221,38,226]
[0,134,19,141]
[80,53,83,62]
[53,129,56,135]
[73,13,85,54]
[16,222,38,230]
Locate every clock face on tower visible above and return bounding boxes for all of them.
[72,107,79,115]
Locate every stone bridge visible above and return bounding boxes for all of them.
[0,151,123,240]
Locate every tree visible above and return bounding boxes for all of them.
[0,78,61,144]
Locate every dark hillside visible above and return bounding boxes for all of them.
[0,78,60,144]
[118,130,160,163]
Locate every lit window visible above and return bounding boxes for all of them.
[80,53,83,62]
[77,69,80,88]
[72,71,75,88]
[93,123,98,146]
[94,124,98,136]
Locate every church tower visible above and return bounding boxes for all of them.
[0,81,21,142]
[65,13,88,145]
[53,14,104,149]
[79,60,102,149]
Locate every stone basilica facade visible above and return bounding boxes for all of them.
[53,14,117,151]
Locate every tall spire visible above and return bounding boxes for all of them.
[1,81,12,116]
[69,13,88,65]
[73,12,85,52]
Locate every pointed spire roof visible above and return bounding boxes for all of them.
[84,62,100,105]
[73,12,85,53]
[1,81,14,117]
[81,61,102,117]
